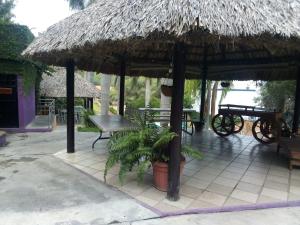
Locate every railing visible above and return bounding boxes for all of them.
[57,106,86,124]
[36,99,56,129]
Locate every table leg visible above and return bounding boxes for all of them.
[92,130,103,149]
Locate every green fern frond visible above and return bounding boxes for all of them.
[181,145,203,160]
[104,154,119,182]
[153,131,177,150]
[105,113,204,185]
[118,163,130,184]
[137,160,151,183]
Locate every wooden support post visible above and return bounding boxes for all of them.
[199,46,208,124]
[87,98,94,111]
[90,98,94,111]
[119,59,126,116]
[84,98,88,109]
[292,66,300,134]
[167,42,186,201]
[66,60,75,153]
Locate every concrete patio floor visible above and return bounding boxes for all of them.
[54,130,300,215]
[0,127,157,225]
[1,126,300,225]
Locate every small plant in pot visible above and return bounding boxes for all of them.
[104,114,203,191]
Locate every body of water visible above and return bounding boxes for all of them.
[193,81,260,113]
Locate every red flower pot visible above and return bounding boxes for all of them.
[152,160,185,192]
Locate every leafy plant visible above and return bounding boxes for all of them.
[77,126,99,132]
[0,0,15,24]
[126,96,160,109]
[255,81,296,112]
[82,109,95,127]
[109,106,117,115]
[0,24,51,93]
[104,113,203,184]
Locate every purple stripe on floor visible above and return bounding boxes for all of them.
[156,200,300,218]
[3,128,52,133]
[134,199,165,216]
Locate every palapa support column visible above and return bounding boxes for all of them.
[66,60,75,153]
[199,46,208,125]
[167,42,186,201]
[88,98,94,111]
[84,98,88,109]
[292,65,300,134]
[119,58,126,116]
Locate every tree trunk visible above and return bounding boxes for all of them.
[86,71,94,83]
[145,78,151,107]
[211,81,219,117]
[205,81,212,129]
[116,76,120,112]
[160,78,172,127]
[100,74,111,115]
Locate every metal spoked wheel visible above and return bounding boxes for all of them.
[231,114,244,133]
[211,114,234,137]
[252,118,276,144]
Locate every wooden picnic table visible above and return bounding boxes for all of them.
[89,115,138,149]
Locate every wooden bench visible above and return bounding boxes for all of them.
[138,108,195,135]
[280,136,300,170]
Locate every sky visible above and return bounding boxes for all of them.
[13,0,74,36]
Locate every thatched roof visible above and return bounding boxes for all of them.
[40,68,100,98]
[23,0,300,80]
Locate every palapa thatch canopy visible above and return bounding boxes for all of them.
[40,68,100,98]
[23,0,300,199]
[23,0,300,80]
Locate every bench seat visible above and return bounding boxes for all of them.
[280,136,300,170]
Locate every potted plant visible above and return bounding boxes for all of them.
[104,114,203,191]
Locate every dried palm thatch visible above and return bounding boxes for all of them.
[23,0,300,80]
[40,68,100,98]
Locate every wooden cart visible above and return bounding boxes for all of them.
[211,104,287,144]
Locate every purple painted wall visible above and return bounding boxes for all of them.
[17,76,35,128]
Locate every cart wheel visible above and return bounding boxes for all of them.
[252,118,276,144]
[212,114,234,137]
[231,115,244,133]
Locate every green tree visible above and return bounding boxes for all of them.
[0,0,15,24]
[67,0,96,9]
[255,81,296,112]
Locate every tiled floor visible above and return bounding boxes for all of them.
[54,131,300,213]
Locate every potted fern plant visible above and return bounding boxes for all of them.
[104,114,203,191]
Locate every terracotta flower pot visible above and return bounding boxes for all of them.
[152,160,185,192]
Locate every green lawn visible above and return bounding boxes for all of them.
[77,126,99,132]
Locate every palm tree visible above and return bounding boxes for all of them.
[160,78,172,126]
[145,78,151,106]
[210,81,219,117]
[100,74,111,115]
[67,0,96,10]
[204,81,212,128]
[0,0,15,24]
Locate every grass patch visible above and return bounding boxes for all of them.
[77,126,99,132]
